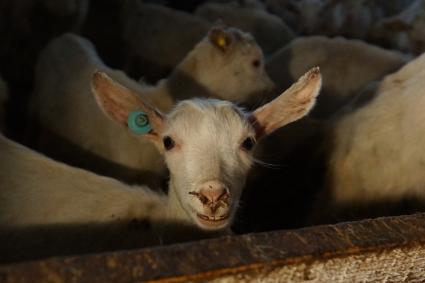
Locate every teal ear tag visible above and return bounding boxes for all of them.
[128,111,152,135]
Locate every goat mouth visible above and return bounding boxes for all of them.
[196,213,230,227]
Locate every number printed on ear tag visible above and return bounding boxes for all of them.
[128,111,152,135]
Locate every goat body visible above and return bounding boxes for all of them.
[326,52,425,212]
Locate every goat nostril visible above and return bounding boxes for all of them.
[189,191,210,204]
[201,189,227,204]
[217,190,228,202]
[211,204,219,214]
[200,195,209,205]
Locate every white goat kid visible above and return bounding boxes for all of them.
[0,68,320,231]
[91,67,321,231]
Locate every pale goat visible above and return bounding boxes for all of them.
[321,52,425,219]
[1,68,321,259]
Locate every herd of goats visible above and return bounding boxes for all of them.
[0,0,424,262]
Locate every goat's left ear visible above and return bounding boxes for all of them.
[91,71,164,140]
[249,67,322,139]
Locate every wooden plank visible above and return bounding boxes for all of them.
[1,213,425,282]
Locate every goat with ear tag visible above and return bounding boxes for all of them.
[91,67,321,231]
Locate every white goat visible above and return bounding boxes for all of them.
[89,67,320,230]
[31,29,274,183]
[266,36,409,118]
[165,25,276,105]
[1,67,321,233]
[325,52,425,214]
[195,1,294,54]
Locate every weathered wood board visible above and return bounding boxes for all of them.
[1,213,425,282]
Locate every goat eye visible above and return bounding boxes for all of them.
[241,137,256,151]
[252,59,261,68]
[163,136,175,150]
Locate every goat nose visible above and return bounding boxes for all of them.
[199,181,227,203]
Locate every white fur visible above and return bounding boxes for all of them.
[328,52,425,206]
[163,99,254,229]
[31,34,167,181]
[169,27,275,104]
[0,134,167,228]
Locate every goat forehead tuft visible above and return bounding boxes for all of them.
[228,28,254,43]
[170,98,246,117]
[166,98,251,131]
[228,30,257,54]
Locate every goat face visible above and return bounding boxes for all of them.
[92,67,322,231]
[162,100,255,230]
[192,27,276,104]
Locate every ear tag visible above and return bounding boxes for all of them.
[128,111,152,135]
[217,36,227,48]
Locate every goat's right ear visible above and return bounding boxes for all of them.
[91,71,164,140]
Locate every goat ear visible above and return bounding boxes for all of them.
[208,26,233,51]
[91,71,164,140]
[249,67,322,139]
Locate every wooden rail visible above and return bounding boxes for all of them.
[1,213,425,282]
